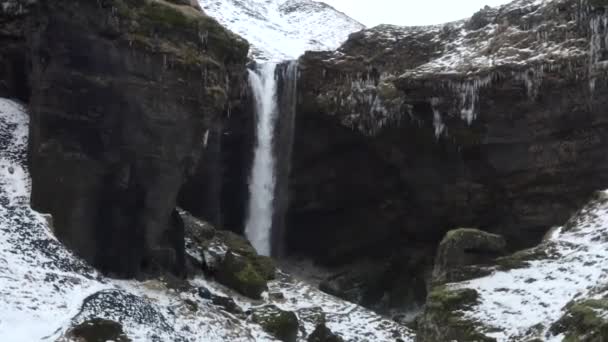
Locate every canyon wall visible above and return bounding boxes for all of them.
[290,0,608,310]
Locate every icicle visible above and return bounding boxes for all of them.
[203,130,210,148]
[448,76,492,125]
[430,97,445,138]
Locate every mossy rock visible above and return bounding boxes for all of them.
[550,298,608,341]
[432,228,506,285]
[217,230,277,280]
[216,251,268,299]
[66,318,131,342]
[307,323,344,342]
[417,286,495,342]
[111,0,249,66]
[252,305,299,342]
[495,246,550,271]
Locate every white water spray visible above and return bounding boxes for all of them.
[245,63,278,256]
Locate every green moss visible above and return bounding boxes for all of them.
[113,0,249,65]
[551,299,608,342]
[252,305,299,342]
[140,1,197,30]
[427,286,479,311]
[495,247,549,270]
[218,231,276,280]
[216,252,268,299]
[418,286,496,341]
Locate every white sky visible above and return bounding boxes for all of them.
[317,0,514,27]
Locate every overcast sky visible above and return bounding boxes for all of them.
[317,0,513,27]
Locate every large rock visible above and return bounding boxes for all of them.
[289,0,608,309]
[63,318,131,342]
[431,228,506,285]
[251,305,299,342]
[27,0,249,277]
[181,210,276,299]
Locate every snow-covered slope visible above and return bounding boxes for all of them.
[0,98,412,341]
[440,192,608,341]
[199,0,364,60]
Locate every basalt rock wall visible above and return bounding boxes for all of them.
[290,0,608,309]
[26,0,250,277]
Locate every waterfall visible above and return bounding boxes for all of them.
[245,61,298,257]
[245,63,278,256]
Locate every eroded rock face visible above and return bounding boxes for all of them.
[27,0,249,277]
[290,0,608,310]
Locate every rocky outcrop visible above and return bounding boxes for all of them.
[27,0,249,277]
[182,209,276,299]
[290,0,608,311]
[431,228,506,286]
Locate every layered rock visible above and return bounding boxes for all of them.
[291,0,608,311]
[27,0,249,277]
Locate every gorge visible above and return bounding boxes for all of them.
[3,0,608,341]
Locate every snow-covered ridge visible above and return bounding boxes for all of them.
[0,97,412,341]
[199,0,364,60]
[329,0,603,80]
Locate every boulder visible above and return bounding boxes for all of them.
[181,210,276,298]
[251,305,299,342]
[64,318,131,342]
[27,0,249,278]
[216,251,268,299]
[432,228,506,285]
[307,324,344,342]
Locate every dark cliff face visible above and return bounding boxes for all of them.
[25,0,249,277]
[0,0,35,101]
[291,0,608,310]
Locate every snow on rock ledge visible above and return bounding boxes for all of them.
[300,0,608,137]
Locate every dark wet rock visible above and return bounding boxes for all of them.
[197,286,213,300]
[211,293,243,315]
[252,305,299,342]
[65,318,131,342]
[307,323,344,342]
[27,0,249,278]
[431,228,506,285]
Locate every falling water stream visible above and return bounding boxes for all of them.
[245,62,298,256]
[245,63,278,256]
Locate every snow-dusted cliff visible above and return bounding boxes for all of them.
[198,0,365,60]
